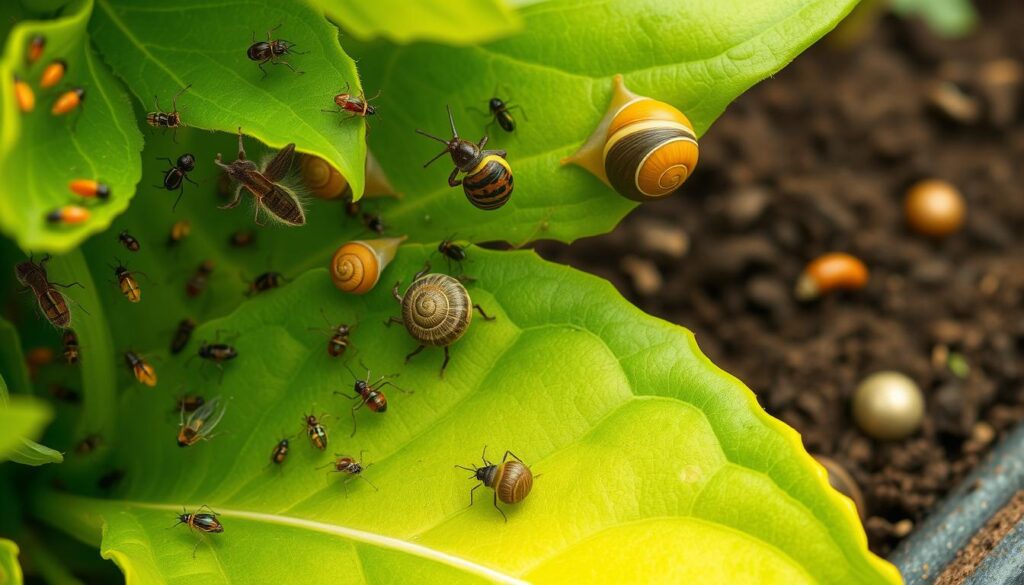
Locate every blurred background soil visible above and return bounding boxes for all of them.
[536,0,1024,555]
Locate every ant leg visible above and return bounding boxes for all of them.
[439,346,451,378]
[473,304,495,321]
[404,345,426,364]
[447,167,463,187]
[184,175,199,186]
[273,59,304,76]
[158,157,174,166]
[258,60,268,80]
[173,187,185,212]
[468,483,480,507]
[349,403,359,437]
[493,493,508,522]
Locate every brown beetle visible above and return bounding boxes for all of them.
[14,255,81,328]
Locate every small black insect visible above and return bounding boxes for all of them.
[170,317,196,355]
[118,230,140,252]
[247,24,306,79]
[146,84,190,143]
[470,90,527,134]
[156,153,197,211]
[244,271,287,297]
[362,212,384,234]
[437,237,469,273]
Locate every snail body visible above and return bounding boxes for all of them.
[388,262,495,377]
[330,236,405,294]
[562,74,699,202]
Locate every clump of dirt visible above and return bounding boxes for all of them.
[536,1,1024,555]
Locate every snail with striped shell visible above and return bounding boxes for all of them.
[456,447,534,522]
[561,74,699,202]
[300,151,400,200]
[386,262,495,377]
[330,236,406,294]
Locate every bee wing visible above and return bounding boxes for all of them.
[262,143,296,183]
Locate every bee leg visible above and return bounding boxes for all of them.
[447,167,462,188]
[473,304,495,321]
[403,344,426,364]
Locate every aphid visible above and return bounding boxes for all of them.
[49,384,80,404]
[124,351,157,386]
[323,83,378,124]
[115,230,140,252]
[216,128,304,226]
[69,179,111,200]
[14,76,34,112]
[456,447,534,522]
[319,451,377,491]
[167,220,191,247]
[244,271,286,297]
[416,105,513,211]
[51,87,85,116]
[97,469,125,491]
[177,396,227,447]
[302,413,329,451]
[437,237,468,273]
[175,394,205,413]
[26,35,45,65]
[186,260,214,297]
[111,261,144,303]
[45,205,90,225]
[562,74,699,202]
[228,230,255,248]
[362,212,385,235]
[247,24,305,78]
[40,59,67,89]
[62,329,80,364]
[170,317,196,354]
[309,309,352,357]
[472,94,526,134]
[157,153,197,210]
[795,253,869,301]
[270,438,289,465]
[194,334,238,381]
[74,434,102,454]
[146,84,190,142]
[174,505,223,558]
[14,255,80,328]
[386,262,495,378]
[334,363,408,436]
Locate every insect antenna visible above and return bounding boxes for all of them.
[415,128,449,144]
[445,104,459,138]
[420,146,451,168]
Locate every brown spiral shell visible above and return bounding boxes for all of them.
[494,460,533,504]
[400,274,471,346]
[301,154,350,200]
[330,237,404,295]
[561,74,699,203]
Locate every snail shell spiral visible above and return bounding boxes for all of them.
[400,274,471,346]
[561,74,699,203]
[495,460,533,505]
[301,154,350,200]
[330,237,405,295]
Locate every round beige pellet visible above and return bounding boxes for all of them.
[852,371,925,440]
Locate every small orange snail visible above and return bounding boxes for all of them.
[562,74,699,202]
[330,236,406,294]
[300,151,400,201]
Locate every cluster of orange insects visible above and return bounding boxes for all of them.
[15,25,534,558]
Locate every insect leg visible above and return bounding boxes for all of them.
[403,345,426,364]
[439,346,451,378]
[477,135,489,148]
[384,316,404,327]
[447,167,462,187]
[349,403,360,437]
[473,304,495,321]
[173,185,185,212]
[468,482,481,507]
[493,493,508,522]
[218,188,243,210]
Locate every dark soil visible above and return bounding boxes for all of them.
[536,0,1024,556]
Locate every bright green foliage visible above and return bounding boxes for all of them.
[307,0,522,45]
[89,0,366,203]
[0,538,23,585]
[31,248,898,584]
[0,375,55,464]
[890,0,977,37]
[353,0,863,245]
[0,0,143,254]
[0,0,902,582]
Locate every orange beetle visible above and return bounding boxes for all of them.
[52,87,84,116]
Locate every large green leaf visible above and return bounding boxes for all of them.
[0,538,23,585]
[345,0,860,246]
[0,375,54,464]
[309,0,522,45]
[0,0,144,254]
[33,247,898,584]
[89,0,367,199]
